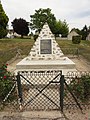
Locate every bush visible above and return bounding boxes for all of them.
[72,35,81,44]
[0,27,8,39]
[0,64,15,101]
[69,75,90,102]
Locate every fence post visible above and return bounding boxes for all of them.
[16,72,23,111]
[77,48,79,57]
[60,75,64,112]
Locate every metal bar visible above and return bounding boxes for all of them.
[3,83,16,102]
[64,80,83,111]
[24,88,59,108]
[51,81,60,83]
[20,73,60,90]
[20,74,60,108]
[16,72,23,103]
[60,75,64,112]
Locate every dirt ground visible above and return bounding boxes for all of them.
[0,109,90,120]
[70,56,90,71]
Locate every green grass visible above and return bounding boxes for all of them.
[57,39,90,62]
[0,38,34,66]
[0,38,90,67]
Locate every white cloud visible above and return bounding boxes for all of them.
[1,0,90,30]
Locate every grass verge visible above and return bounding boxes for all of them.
[0,38,90,66]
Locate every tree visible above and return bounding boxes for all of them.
[81,25,88,40]
[53,20,62,37]
[56,20,69,37]
[0,2,9,38]
[30,8,69,37]
[12,18,29,38]
[59,20,69,37]
[53,20,69,37]
[30,8,56,33]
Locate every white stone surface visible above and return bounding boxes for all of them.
[16,23,76,75]
[28,23,64,60]
[17,57,74,66]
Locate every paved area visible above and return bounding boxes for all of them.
[0,111,65,120]
[0,109,90,120]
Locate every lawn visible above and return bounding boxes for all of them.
[57,39,90,62]
[0,38,90,67]
[0,38,34,66]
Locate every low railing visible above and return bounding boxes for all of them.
[0,71,90,114]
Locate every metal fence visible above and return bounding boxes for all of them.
[0,70,90,115]
[0,79,19,111]
[16,70,63,111]
[64,71,90,111]
[61,48,79,57]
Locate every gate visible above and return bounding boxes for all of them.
[16,70,64,111]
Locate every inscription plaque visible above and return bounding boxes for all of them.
[40,39,52,54]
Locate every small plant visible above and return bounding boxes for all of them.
[69,75,90,102]
[0,64,15,101]
[72,35,81,44]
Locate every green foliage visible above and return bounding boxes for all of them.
[69,75,90,102]
[81,25,88,40]
[0,64,14,101]
[30,8,56,32]
[30,8,69,37]
[60,20,69,37]
[12,18,29,38]
[72,36,81,44]
[0,26,7,39]
[54,20,69,37]
[0,2,9,38]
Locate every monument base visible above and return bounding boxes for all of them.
[16,57,76,75]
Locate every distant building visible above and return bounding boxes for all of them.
[68,30,79,40]
[6,29,21,38]
[86,33,90,40]
[13,32,21,37]
[6,29,14,38]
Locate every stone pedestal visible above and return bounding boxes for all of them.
[16,23,76,75]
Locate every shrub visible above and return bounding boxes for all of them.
[69,75,90,102]
[72,35,81,44]
[0,27,8,39]
[0,64,15,101]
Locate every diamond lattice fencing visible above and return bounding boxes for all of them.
[1,70,90,120]
[64,71,90,111]
[0,79,19,111]
[16,70,62,111]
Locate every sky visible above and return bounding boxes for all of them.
[1,0,90,31]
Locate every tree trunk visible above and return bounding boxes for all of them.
[21,35,23,38]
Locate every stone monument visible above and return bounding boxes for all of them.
[16,23,76,75]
